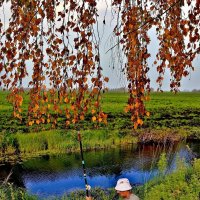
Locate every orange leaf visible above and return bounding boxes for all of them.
[71,105,75,110]
[134,122,138,129]
[135,102,139,108]
[41,118,45,123]
[64,97,69,103]
[137,118,143,125]
[66,120,70,126]
[80,115,85,120]
[104,77,109,82]
[91,109,96,114]
[66,114,70,119]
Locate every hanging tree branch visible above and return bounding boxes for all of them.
[0,0,199,128]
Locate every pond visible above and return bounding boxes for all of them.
[0,141,199,198]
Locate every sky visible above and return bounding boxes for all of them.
[0,0,200,91]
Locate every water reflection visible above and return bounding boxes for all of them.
[0,142,199,198]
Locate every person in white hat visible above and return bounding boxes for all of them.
[115,178,140,200]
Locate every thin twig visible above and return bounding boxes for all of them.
[106,0,182,53]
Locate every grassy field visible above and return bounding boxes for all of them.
[1,91,200,131]
[1,91,200,159]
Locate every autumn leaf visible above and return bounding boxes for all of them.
[80,115,85,120]
[146,111,150,117]
[64,97,69,103]
[98,117,102,122]
[92,116,96,122]
[33,104,39,112]
[66,120,70,126]
[134,122,138,129]
[28,121,34,126]
[104,77,109,82]
[1,0,198,129]
[91,109,96,114]
[137,118,143,125]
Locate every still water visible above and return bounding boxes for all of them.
[0,142,199,198]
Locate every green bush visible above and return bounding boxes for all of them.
[144,159,200,200]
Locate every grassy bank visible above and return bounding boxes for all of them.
[1,127,198,162]
[1,158,200,200]
[0,129,138,161]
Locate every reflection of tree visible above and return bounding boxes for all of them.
[0,163,25,188]
[188,142,200,158]
[135,143,180,171]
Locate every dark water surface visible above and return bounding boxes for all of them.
[0,142,199,198]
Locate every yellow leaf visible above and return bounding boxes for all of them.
[146,111,150,117]
[28,121,34,126]
[98,117,102,122]
[47,119,50,123]
[92,116,96,122]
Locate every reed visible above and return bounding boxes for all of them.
[14,129,137,157]
[0,183,37,200]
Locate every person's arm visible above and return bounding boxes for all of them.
[86,196,92,200]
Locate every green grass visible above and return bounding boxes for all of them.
[0,129,137,160]
[0,183,37,200]
[1,91,200,132]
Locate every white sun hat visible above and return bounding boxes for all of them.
[115,178,132,191]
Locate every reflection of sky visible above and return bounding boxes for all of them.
[21,144,197,198]
[25,168,159,198]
